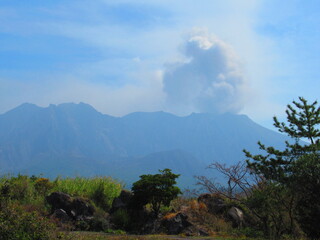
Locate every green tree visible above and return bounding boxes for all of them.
[245,97,320,238]
[131,169,181,215]
[244,97,320,183]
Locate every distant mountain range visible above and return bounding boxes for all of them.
[0,103,287,188]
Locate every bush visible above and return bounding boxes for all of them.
[34,177,54,196]
[0,203,58,240]
[0,175,35,202]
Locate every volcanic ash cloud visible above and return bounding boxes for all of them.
[163,32,248,115]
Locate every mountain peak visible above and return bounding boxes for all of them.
[46,102,100,114]
[5,103,40,115]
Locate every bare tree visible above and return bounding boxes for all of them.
[195,161,262,201]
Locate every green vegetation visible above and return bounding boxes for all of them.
[0,175,122,210]
[131,169,181,215]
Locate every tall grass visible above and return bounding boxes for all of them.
[53,176,122,210]
[0,174,122,211]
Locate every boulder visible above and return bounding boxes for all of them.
[46,192,72,215]
[198,193,226,214]
[227,206,244,228]
[46,192,95,221]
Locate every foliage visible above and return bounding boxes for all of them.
[131,169,181,215]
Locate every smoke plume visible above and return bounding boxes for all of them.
[163,31,248,115]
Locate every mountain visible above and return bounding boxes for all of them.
[0,103,288,188]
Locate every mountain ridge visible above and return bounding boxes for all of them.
[0,103,287,187]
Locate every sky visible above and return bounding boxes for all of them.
[0,0,320,129]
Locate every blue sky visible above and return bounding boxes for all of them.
[0,0,319,129]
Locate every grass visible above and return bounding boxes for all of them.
[53,176,122,210]
[0,174,122,210]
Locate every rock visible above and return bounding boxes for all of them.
[162,213,192,235]
[227,206,244,228]
[46,192,95,221]
[198,193,226,214]
[46,192,72,215]
[111,190,133,213]
[51,209,71,222]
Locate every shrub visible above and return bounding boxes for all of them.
[5,175,34,202]
[34,178,54,196]
[0,203,58,240]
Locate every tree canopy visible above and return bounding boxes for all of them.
[131,169,181,215]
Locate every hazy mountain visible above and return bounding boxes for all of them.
[0,103,288,188]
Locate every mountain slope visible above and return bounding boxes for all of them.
[0,103,288,187]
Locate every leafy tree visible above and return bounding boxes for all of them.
[131,169,181,215]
